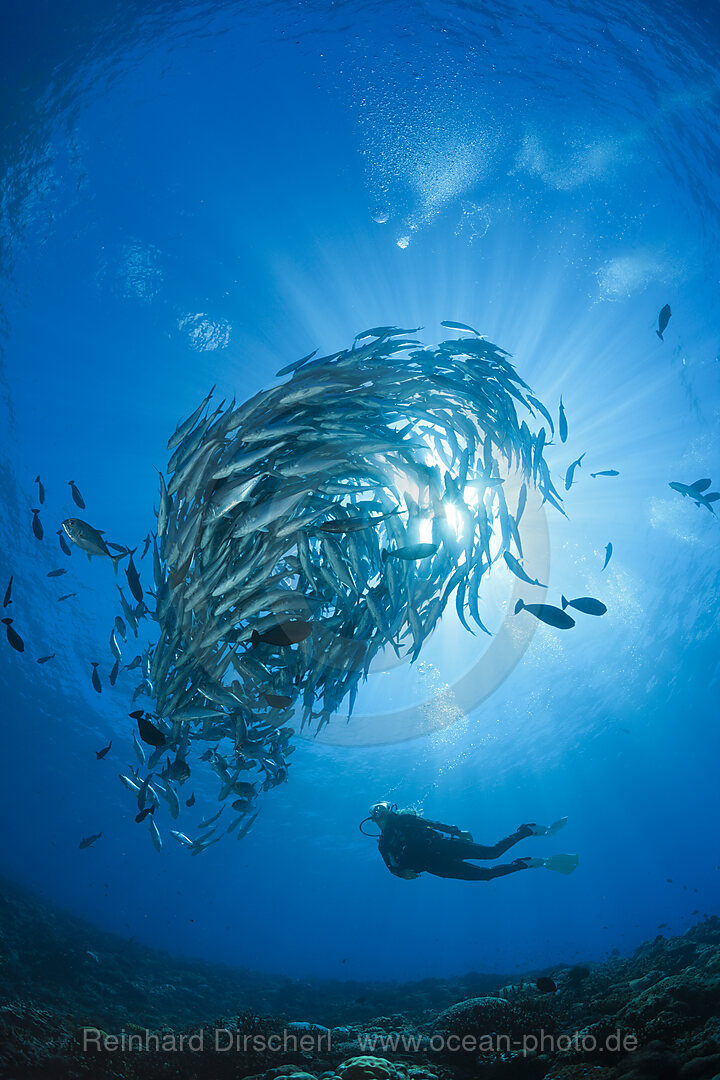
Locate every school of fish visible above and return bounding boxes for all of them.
[112,326,573,848]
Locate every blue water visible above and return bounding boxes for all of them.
[1,0,719,985]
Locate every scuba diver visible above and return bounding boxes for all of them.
[362,802,578,882]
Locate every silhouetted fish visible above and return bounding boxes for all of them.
[57,529,72,556]
[79,833,101,849]
[503,551,545,587]
[263,692,293,709]
[514,599,575,629]
[131,711,166,747]
[561,595,607,616]
[3,576,12,608]
[590,470,619,478]
[125,550,143,604]
[2,617,24,652]
[564,453,586,491]
[536,977,557,994]
[602,542,613,571]
[35,475,45,504]
[558,396,568,443]
[96,741,112,760]
[69,480,86,509]
[91,662,102,693]
[656,303,671,341]
[31,509,43,540]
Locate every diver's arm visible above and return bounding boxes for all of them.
[420,817,468,839]
[378,831,410,877]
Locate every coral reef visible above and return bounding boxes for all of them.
[1,875,719,1079]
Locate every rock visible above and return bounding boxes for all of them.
[336,1056,402,1079]
[432,995,515,1036]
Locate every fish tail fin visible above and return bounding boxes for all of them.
[561,595,568,610]
[656,330,663,341]
[251,629,259,648]
[110,554,122,576]
[31,507,39,514]
[514,599,524,614]
[381,549,389,563]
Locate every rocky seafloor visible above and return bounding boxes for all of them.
[1,875,719,1080]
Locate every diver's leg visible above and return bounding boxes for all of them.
[443,825,535,861]
[423,856,527,881]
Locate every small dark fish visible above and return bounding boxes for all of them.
[131,711,166,747]
[514,599,575,629]
[91,662,102,693]
[561,595,607,617]
[186,793,196,807]
[114,615,127,639]
[2,617,24,652]
[536,977,557,994]
[141,533,152,559]
[564,452,586,491]
[135,806,156,823]
[109,658,120,686]
[125,550,143,604]
[440,320,481,336]
[58,592,77,602]
[503,551,546,588]
[382,543,437,562]
[96,740,112,760]
[558,396,568,443]
[31,508,44,540]
[37,653,55,664]
[165,757,191,784]
[656,303,671,341]
[251,621,313,647]
[263,692,293,709]
[57,529,72,556]
[69,480,86,509]
[107,542,129,554]
[3,576,12,608]
[590,470,619,478]
[602,543,613,571]
[35,475,46,504]
[47,568,67,578]
[79,832,102,849]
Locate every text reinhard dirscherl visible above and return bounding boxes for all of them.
[82,1027,639,1057]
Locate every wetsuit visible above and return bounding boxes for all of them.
[377,811,534,881]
